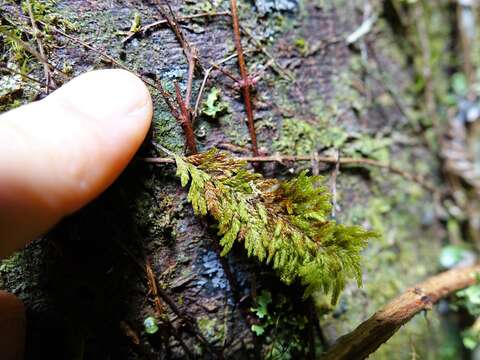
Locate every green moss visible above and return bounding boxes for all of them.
[0,73,23,112]
[1,0,77,72]
[250,290,311,358]
[198,316,226,344]
[175,149,376,303]
[273,118,392,164]
[344,136,391,163]
[294,37,309,56]
[332,71,366,115]
[223,113,250,148]
[0,250,30,294]
[273,118,349,155]
[273,119,316,155]
[0,252,24,274]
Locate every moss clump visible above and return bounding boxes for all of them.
[175,148,376,303]
[274,118,391,163]
[250,290,311,357]
[198,316,226,344]
[1,0,77,73]
[273,118,348,155]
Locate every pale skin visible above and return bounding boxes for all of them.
[0,69,153,359]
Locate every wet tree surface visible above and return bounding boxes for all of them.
[1,0,479,359]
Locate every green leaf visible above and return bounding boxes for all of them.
[251,324,265,336]
[251,290,272,319]
[202,87,229,118]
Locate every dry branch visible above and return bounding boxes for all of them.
[25,0,55,92]
[193,52,239,119]
[122,11,230,43]
[141,153,438,193]
[321,265,480,360]
[156,0,204,73]
[0,26,68,81]
[0,64,54,92]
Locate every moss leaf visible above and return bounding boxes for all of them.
[175,148,377,303]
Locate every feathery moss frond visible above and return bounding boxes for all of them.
[174,148,377,303]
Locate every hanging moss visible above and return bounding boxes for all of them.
[174,148,377,303]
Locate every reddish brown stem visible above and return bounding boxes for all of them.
[230,0,259,156]
[322,265,480,360]
[141,153,438,193]
[156,0,204,73]
[145,259,166,317]
[174,82,197,154]
[43,22,179,117]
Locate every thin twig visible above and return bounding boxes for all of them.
[145,259,166,316]
[193,52,238,118]
[230,0,259,156]
[239,24,294,81]
[116,240,217,358]
[322,264,480,360]
[151,269,220,358]
[156,0,204,73]
[120,321,140,346]
[145,259,194,359]
[185,47,198,108]
[122,11,230,43]
[152,142,176,158]
[210,61,240,83]
[154,2,201,153]
[0,26,68,80]
[0,64,53,92]
[330,151,340,219]
[141,153,438,193]
[174,82,197,154]
[145,11,229,32]
[25,0,55,92]
[44,23,180,118]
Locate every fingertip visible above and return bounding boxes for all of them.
[44,69,153,215]
[0,69,153,254]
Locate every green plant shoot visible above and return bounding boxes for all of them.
[175,148,377,303]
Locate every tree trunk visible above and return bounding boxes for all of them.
[0,0,473,359]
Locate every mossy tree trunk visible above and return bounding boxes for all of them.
[0,0,474,359]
